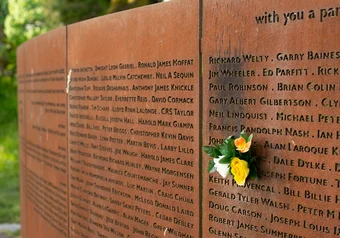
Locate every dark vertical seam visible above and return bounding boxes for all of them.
[198,0,203,237]
[65,25,70,238]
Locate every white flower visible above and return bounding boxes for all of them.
[213,155,230,178]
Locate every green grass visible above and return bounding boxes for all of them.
[0,80,20,224]
[3,229,21,238]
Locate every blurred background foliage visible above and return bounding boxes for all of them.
[0,0,167,231]
[57,0,163,24]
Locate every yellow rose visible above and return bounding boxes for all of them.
[234,137,251,153]
[231,158,250,186]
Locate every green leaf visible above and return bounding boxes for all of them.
[208,160,216,173]
[248,156,256,163]
[247,134,253,143]
[219,144,229,155]
[219,156,232,164]
[248,163,258,179]
[238,153,247,161]
[203,146,221,158]
[220,142,235,159]
[203,146,213,154]
[213,142,220,150]
[224,135,235,144]
[227,139,236,156]
[240,130,248,140]
[227,138,235,151]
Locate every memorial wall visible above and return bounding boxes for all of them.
[17,0,340,237]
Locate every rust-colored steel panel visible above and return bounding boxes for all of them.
[202,1,340,237]
[67,0,199,237]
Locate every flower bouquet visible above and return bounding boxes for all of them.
[204,131,258,186]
